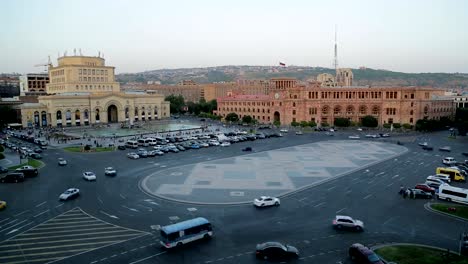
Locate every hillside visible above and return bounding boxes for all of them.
[116,66,468,89]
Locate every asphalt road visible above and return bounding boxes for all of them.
[0,129,467,264]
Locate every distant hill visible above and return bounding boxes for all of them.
[116,66,468,89]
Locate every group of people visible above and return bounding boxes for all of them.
[399,185,421,199]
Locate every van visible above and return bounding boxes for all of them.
[146,138,157,146]
[137,139,149,147]
[436,167,465,182]
[427,174,451,183]
[125,140,139,149]
[425,178,446,189]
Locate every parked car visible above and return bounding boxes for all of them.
[0,200,6,210]
[365,134,379,138]
[443,157,457,165]
[418,142,428,147]
[0,172,25,183]
[104,167,117,176]
[255,242,299,260]
[295,131,303,135]
[422,145,433,150]
[33,148,43,153]
[279,129,289,133]
[177,145,186,151]
[348,243,384,264]
[82,171,97,181]
[242,147,253,152]
[59,188,80,201]
[253,196,280,207]
[0,166,8,174]
[15,165,38,177]
[117,145,126,150]
[415,184,435,194]
[429,174,451,183]
[409,189,432,199]
[30,153,42,159]
[220,142,231,147]
[191,144,200,149]
[333,215,364,231]
[439,146,451,152]
[136,149,148,158]
[349,135,360,139]
[58,158,68,166]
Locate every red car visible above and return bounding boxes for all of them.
[415,184,435,194]
[349,243,384,264]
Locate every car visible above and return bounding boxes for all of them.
[208,140,220,146]
[295,131,303,135]
[429,174,451,183]
[333,215,364,231]
[242,147,253,152]
[422,145,433,150]
[30,153,42,159]
[177,145,186,151]
[82,171,96,181]
[415,184,435,194]
[254,196,280,207]
[326,132,335,136]
[33,148,43,153]
[200,142,209,148]
[349,135,360,139]
[117,145,126,150]
[59,188,80,201]
[279,129,288,133]
[380,133,390,137]
[409,189,432,199]
[168,147,179,153]
[443,157,457,165]
[104,167,117,176]
[58,158,68,166]
[147,150,158,157]
[0,166,8,174]
[418,142,428,147]
[191,144,200,149]
[220,142,231,147]
[348,243,384,264]
[154,150,164,156]
[425,177,445,188]
[365,134,379,138]
[0,172,25,183]
[40,145,47,150]
[0,200,6,210]
[127,152,140,159]
[255,242,299,260]
[256,133,266,139]
[15,165,38,177]
[357,128,363,131]
[439,146,451,152]
[136,149,148,157]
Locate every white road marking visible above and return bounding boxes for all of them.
[363,194,373,200]
[55,203,64,208]
[298,197,308,202]
[314,202,326,208]
[336,207,346,214]
[6,222,33,235]
[1,220,27,233]
[376,172,385,176]
[392,174,399,179]
[120,194,126,199]
[0,218,11,224]
[386,183,394,187]
[122,205,139,212]
[98,197,103,204]
[35,201,47,207]
[14,210,29,217]
[100,211,119,219]
[327,186,336,191]
[33,209,50,218]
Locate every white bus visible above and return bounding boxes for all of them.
[125,140,139,149]
[137,138,151,147]
[146,138,157,146]
[160,217,213,249]
[437,184,468,204]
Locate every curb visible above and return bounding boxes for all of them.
[424,202,468,223]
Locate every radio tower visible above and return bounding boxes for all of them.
[333,25,338,73]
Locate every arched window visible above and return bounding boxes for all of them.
[334,106,341,115]
[372,106,379,115]
[125,107,129,119]
[359,106,367,115]
[346,106,354,115]
[95,109,100,121]
[66,110,71,121]
[322,106,329,115]
[56,110,62,120]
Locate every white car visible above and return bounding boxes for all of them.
[104,167,117,176]
[295,131,303,135]
[200,142,209,148]
[220,142,231,147]
[127,152,140,159]
[280,129,288,133]
[348,135,360,139]
[253,196,280,207]
[58,158,67,166]
[365,134,379,138]
[82,171,96,181]
[332,215,364,231]
[59,188,80,201]
[357,128,363,131]
[209,140,220,146]
[442,157,457,165]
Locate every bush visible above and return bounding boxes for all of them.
[321,122,329,127]
[402,123,413,129]
[0,145,4,152]
[308,121,317,127]
[291,121,299,127]
[393,123,402,129]
[0,153,4,160]
[383,123,392,129]
[299,121,308,127]
[225,112,239,122]
[242,115,253,124]
[273,120,281,127]
[334,118,350,127]
[350,121,359,127]
[84,145,91,151]
[361,115,378,127]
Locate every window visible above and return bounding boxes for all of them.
[292,110,296,115]
[410,118,413,123]
[293,102,296,107]
[79,69,82,75]
[411,93,414,99]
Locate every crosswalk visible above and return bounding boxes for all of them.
[0,207,148,264]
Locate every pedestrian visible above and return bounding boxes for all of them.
[403,189,408,199]
[399,185,404,195]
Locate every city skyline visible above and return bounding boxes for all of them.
[1,0,467,74]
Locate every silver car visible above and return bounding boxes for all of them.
[332,215,364,231]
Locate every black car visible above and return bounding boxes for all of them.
[30,153,42,159]
[422,145,433,151]
[15,166,39,177]
[0,172,25,183]
[348,243,384,264]
[0,166,8,174]
[117,145,126,150]
[256,242,299,260]
[242,147,252,152]
[33,148,43,153]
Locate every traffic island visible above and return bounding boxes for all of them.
[8,159,44,170]
[429,203,468,220]
[63,146,115,153]
[373,244,468,264]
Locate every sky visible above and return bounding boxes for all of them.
[1,0,467,74]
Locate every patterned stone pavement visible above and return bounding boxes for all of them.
[141,140,407,204]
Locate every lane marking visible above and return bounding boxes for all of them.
[327,186,336,191]
[14,211,29,217]
[363,194,373,200]
[0,219,17,228]
[55,203,64,208]
[120,194,126,199]
[0,233,142,247]
[376,172,385,176]
[0,248,96,260]
[336,207,346,214]
[33,209,50,218]
[0,240,124,253]
[17,226,122,236]
[314,202,326,208]
[122,205,139,212]
[392,174,400,179]
[32,223,108,231]
[386,183,394,187]
[100,211,119,219]
[128,252,167,264]
[0,218,11,224]
[13,229,136,241]
[35,201,47,208]
[98,197,103,204]
[1,220,27,233]
[6,222,33,235]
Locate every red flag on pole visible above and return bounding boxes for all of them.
[279,62,286,67]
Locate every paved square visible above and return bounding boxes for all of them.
[141,140,407,204]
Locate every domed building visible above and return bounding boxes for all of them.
[17,54,170,127]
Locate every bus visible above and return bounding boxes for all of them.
[125,140,138,149]
[437,184,468,204]
[160,217,213,249]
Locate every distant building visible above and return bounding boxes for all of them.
[336,68,353,86]
[19,73,49,96]
[216,77,455,126]
[317,73,336,87]
[0,77,20,97]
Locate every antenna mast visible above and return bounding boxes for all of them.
[333,25,338,73]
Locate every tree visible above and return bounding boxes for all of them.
[308,121,317,127]
[299,121,309,128]
[383,123,391,129]
[361,115,378,128]
[0,105,18,129]
[321,122,329,127]
[393,123,402,129]
[242,115,253,124]
[291,121,299,127]
[273,120,281,127]
[0,153,4,160]
[225,112,239,122]
[334,118,350,127]
[165,95,185,114]
[402,123,413,129]
[0,145,4,152]
[455,108,468,136]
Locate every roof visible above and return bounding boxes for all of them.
[219,94,270,101]
[336,215,353,220]
[161,217,210,234]
[257,241,285,249]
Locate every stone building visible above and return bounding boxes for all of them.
[0,77,20,97]
[17,55,169,128]
[216,78,455,126]
[19,74,49,96]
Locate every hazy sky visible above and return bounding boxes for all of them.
[2,0,467,74]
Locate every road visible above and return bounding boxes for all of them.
[0,129,467,264]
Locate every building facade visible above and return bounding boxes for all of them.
[19,74,49,95]
[0,77,20,98]
[216,78,455,126]
[18,55,169,128]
